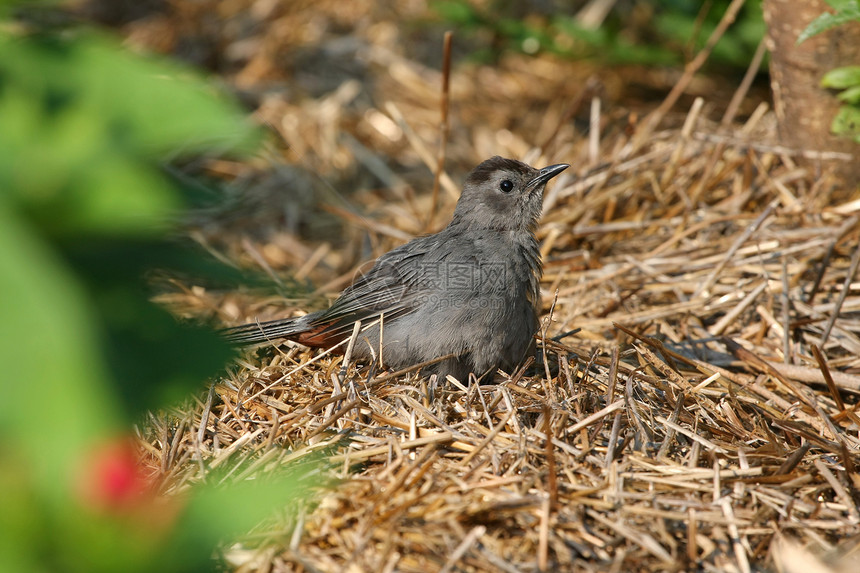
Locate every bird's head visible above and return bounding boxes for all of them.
[452,156,568,233]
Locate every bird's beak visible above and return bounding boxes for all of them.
[527,163,569,192]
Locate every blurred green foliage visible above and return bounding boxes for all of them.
[821,66,860,142]
[797,0,860,43]
[0,5,317,572]
[799,0,860,142]
[0,28,253,418]
[431,0,765,70]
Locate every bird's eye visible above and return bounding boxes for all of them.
[499,179,514,193]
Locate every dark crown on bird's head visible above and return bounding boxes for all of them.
[465,156,534,187]
[451,156,550,233]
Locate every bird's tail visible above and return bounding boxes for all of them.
[220,315,311,345]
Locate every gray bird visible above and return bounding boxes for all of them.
[223,156,569,381]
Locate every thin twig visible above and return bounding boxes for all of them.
[427,31,453,231]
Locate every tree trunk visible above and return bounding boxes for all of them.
[762,0,860,192]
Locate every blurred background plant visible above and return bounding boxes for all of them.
[428,0,857,180]
[0,1,321,571]
[798,0,860,142]
[820,64,860,142]
[431,0,766,71]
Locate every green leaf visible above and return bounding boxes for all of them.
[798,5,860,44]
[158,455,331,572]
[831,105,860,142]
[821,65,860,89]
[0,33,260,157]
[0,199,119,500]
[824,0,859,11]
[0,33,262,239]
[78,38,261,156]
[836,85,860,103]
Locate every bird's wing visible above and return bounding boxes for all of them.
[221,239,440,347]
[304,240,436,342]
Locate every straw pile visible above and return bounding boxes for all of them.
[135,2,860,571]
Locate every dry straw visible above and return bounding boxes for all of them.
[144,10,860,572]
